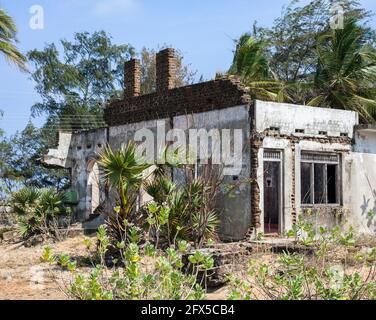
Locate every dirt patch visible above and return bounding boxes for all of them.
[0,235,91,300]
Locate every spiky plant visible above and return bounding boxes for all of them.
[11,187,71,238]
[98,142,151,247]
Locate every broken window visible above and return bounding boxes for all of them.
[300,152,340,205]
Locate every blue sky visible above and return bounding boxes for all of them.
[1,0,376,136]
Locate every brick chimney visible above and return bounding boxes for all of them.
[156,48,176,92]
[124,59,141,98]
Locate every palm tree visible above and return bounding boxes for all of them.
[0,9,27,71]
[228,33,297,103]
[309,18,376,123]
[98,142,151,245]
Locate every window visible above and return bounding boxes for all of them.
[300,152,340,205]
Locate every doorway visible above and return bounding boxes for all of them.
[263,150,282,234]
[86,161,101,219]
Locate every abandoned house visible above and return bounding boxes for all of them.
[42,48,376,241]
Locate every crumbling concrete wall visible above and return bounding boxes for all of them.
[344,128,376,235]
[173,105,251,241]
[43,128,108,221]
[344,152,376,234]
[255,100,358,138]
[253,101,359,234]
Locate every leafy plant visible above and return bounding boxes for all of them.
[10,187,72,239]
[144,161,220,248]
[41,228,213,300]
[98,142,151,249]
[230,221,376,300]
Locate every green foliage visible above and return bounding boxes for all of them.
[0,9,27,71]
[231,0,376,122]
[310,18,376,123]
[0,122,69,196]
[28,31,135,131]
[230,220,376,300]
[42,229,212,300]
[144,167,220,248]
[98,143,219,250]
[10,187,72,239]
[98,142,151,248]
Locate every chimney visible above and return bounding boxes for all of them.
[124,59,141,98]
[156,48,176,92]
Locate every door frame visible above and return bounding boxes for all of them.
[263,149,284,234]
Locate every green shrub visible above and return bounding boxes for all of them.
[41,226,213,300]
[10,187,72,239]
[229,221,376,300]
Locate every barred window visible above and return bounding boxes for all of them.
[300,152,340,205]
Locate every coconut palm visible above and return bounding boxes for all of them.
[229,33,299,103]
[309,18,376,123]
[0,9,27,71]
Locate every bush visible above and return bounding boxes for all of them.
[10,187,72,239]
[98,143,220,250]
[41,226,213,300]
[228,222,376,300]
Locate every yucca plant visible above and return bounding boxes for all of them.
[98,142,151,247]
[144,161,220,248]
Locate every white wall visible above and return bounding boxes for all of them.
[345,153,376,234]
[255,100,359,138]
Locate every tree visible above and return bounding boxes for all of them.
[0,122,69,195]
[253,0,374,83]
[228,33,298,102]
[230,0,376,120]
[310,18,376,123]
[0,9,27,71]
[28,31,136,130]
[139,47,198,95]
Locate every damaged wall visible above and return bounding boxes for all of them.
[43,128,108,221]
[253,101,359,235]
[173,105,251,241]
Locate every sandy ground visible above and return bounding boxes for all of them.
[2,235,372,300]
[0,235,230,300]
[0,236,90,300]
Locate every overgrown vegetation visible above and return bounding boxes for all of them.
[228,219,376,300]
[230,0,376,122]
[98,143,221,251]
[41,226,213,300]
[10,187,72,240]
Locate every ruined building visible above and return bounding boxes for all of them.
[43,48,376,240]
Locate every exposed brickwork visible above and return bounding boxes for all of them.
[250,137,262,230]
[290,143,297,224]
[104,77,251,126]
[124,59,141,98]
[156,48,176,92]
[248,131,351,232]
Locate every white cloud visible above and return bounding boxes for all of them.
[93,0,138,16]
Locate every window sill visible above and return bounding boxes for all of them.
[300,204,342,208]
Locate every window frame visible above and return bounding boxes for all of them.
[300,152,341,207]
